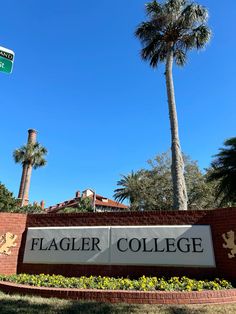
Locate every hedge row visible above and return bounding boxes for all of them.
[0,274,233,291]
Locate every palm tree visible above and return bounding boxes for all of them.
[13,142,47,207]
[207,137,236,206]
[114,171,145,210]
[135,0,211,210]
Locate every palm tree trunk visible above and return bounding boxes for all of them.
[17,163,28,200]
[165,48,188,210]
[21,164,33,207]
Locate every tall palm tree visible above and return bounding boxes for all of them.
[13,142,47,206]
[135,0,211,210]
[207,137,236,206]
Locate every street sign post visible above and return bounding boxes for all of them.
[0,46,14,74]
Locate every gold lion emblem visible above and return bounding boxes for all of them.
[0,232,17,255]
[222,230,236,259]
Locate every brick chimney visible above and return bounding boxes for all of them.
[40,200,45,209]
[18,129,37,205]
[75,191,81,199]
[22,129,37,206]
[27,129,37,144]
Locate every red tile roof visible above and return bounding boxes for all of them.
[46,191,128,213]
[94,196,128,209]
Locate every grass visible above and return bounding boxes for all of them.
[0,291,236,314]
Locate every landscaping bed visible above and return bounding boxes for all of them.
[0,274,235,304]
[0,274,233,291]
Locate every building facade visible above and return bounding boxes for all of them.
[46,189,128,213]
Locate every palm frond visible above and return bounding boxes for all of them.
[165,0,187,14]
[180,3,208,27]
[140,36,162,58]
[174,49,187,66]
[135,21,164,42]
[207,137,236,205]
[13,142,47,169]
[145,0,162,17]
[180,25,211,50]
[114,171,144,205]
[135,0,211,68]
[13,147,26,164]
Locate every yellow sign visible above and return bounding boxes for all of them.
[222,230,236,259]
[0,232,17,255]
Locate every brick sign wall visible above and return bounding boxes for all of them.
[0,213,27,275]
[1,208,236,281]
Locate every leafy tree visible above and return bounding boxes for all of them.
[0,183,44,213]
[184,159,217,209]
[207,137,236,206]
[63,197,94,213]
[9,204,45,214]
[13,142,47,207]
[135,0,211,210]
[0,183,18,212]
[114,151,218,211]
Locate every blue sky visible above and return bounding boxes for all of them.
[0,0,235,207]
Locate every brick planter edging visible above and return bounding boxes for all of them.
[1,281,236,304]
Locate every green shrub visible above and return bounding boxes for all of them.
[0,274,233,291]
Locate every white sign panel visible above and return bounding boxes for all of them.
[23,227,109,264]
[110,226,215,267]
[23,225,215,267]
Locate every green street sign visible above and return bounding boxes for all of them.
[0,46,15,74]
